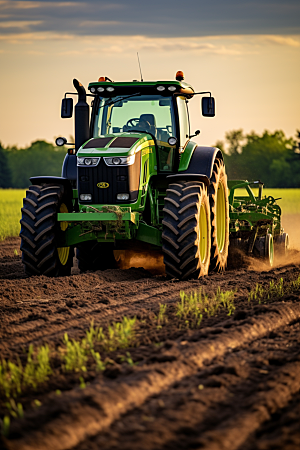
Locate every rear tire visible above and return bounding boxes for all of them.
[162,181,211,280]
[253,233,274,267]
[208,159,229,271]
[76,241,116,272]
[275,232,289,256]
[20,184,73,277]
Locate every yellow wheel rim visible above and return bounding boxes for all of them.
[216,183,226,253]
[59,203,68,231]
[269,236,274,267]
[58,203,70,266]
[199,203,208,263]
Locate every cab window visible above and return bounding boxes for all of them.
[176,96,190,148]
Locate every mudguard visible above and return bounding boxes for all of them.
[167,146,223,186]
[181,146,223,179]
[29,176,73,198]
[61,154,77,181]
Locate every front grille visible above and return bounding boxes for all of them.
[78,153,141,204]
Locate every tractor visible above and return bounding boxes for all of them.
[20,72,288,278]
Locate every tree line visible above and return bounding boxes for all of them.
[0,141,66,189]
[216,129,300,188]
[0,129,299,189]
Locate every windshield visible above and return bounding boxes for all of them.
[93,94,176,143]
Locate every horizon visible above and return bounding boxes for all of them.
[0,0,299,148]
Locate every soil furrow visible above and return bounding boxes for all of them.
[75,321,300,450]
[4,302,300,450]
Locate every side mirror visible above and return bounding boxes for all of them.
[61,98,73,118]
[202,97,215,117]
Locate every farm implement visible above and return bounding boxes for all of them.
[20,73,288,278]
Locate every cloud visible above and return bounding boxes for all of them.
[0,20,43,28]
[79,20,121,27]
[0,0,299,38]
[262,35,300,47]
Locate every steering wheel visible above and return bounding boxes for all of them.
[126,118,151,131]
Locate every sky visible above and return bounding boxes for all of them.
[0,0,299,148]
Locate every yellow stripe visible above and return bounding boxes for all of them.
[135,139,155,154]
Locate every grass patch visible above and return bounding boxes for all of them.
[0,344,51,399]
[263,189,300,215]
[176,287,236,328]
[248,275,300,303]
[0,189,25,241]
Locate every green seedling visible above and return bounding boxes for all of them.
[23,344,52,388]
[248,275,300,304]
[248,283,265,303]
[91,350,106,372]
[5,399,24,419]
[214,287,236,316]
[119,352,138,367]
[177,287,236,327]
[0,358,23,398]
[0,344,51,399]
[97,317,137,352]
[156,304,168,329]
[1,415,10,437]
[79,376,86,389]
[62,333,88,372]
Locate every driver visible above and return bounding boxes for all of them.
[125,114,156,136]
[139,114,156,136]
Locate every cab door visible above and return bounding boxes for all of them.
[176,96,190,153]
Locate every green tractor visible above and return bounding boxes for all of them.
[20,72,288,278]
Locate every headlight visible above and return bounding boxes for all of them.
[56,136,67,146]
[97,87,105,93]
[106,86,115,92]
[77,157,100,166]
[168,86,177,92]
[80,194,92,201]
[168,137,178,146]
[117,193,129,200]
[157,86,165,92]
[90,87,96,93]
[104,155,135,166]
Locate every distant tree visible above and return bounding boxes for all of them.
[225,129,245,155]
[5,140,66,188]
[0,142,12,188]
[216,130,300,188]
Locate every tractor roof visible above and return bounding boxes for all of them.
[88,79,194,98]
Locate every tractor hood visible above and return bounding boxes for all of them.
[76,132,156,206]
[77,133,155,158]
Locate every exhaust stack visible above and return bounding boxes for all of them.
[73,79,89,151]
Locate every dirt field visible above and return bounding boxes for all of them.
[1,237,300,450]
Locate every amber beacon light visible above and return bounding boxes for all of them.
[176,71,184,81]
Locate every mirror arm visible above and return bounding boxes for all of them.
[64,92,95,99]
[192,91,212,97]
[189,130,200,139]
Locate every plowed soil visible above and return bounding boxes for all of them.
[1,237,300,450]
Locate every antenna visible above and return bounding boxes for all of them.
[137,52,143,82]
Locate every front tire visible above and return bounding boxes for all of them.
[20,184,73,277]
[209,159,229,271]
[162,181,211,280]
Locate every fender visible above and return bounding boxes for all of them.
[29,176,73,198]
[61,154,77,181]
[167,146,223,186]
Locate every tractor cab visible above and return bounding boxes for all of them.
[88,77,195,173]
